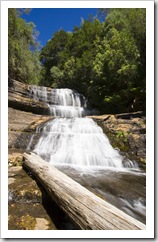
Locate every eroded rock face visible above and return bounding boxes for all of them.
[8,79,55,150]
[88,112,146,166]
[8,107,53,150]
[8,79,50,115]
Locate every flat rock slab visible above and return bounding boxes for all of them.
[8,107,53,150]
[8,79,50,115]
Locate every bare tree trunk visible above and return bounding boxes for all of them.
[23,152,146,230]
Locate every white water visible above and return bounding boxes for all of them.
[29,86,87,117]
[49,89,87,118]
[27,86,146,223]
[34,117,124,167]
[30,85,48,103]
[29,86,138,169]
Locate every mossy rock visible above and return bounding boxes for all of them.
[95,120,130,152]
[94,119,146,167]
[8,213,36,230]
[19,215,36,230]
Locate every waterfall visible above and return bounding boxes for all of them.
[28,86,138,169]
[29,86,87,117]
[26,85,145,224]
[34,117,125,167]
[30,85,48,103]
[49,89,87,118]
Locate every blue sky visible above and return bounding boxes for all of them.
[22,8,98,47]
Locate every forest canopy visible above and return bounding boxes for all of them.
[8,8,41,84]
[8,8,146,113]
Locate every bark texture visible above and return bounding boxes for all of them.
[23,152,146,230]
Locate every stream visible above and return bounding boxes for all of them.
[27,86,146,224]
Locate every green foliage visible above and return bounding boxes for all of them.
[116,131,128,142]
[8,8,41,84]
[50,66,63,87]
[39,30,71,86]
[8,8,146,113]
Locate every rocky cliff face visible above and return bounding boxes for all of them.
[8,79,50,115]
[88,113,146,166]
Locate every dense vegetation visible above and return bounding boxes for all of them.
[8,9,41,84]
[8,8,146,113]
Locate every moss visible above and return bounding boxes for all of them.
[19,215,36,230]
[8,213,36,230]
[95,120,130,152]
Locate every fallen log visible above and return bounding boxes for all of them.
[23,152,146,230]
[115,111,145,119]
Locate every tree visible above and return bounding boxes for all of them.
[8,8,41,84]
[39,30,71,86]
[93,8,146,112]
[39,9,146,113]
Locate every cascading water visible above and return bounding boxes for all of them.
[34,117,124,167]
[28,86,137,169]
[29,86,87,118]
[27,85,145,224]
[30,85,48,103]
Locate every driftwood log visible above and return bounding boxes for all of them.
[23,152,146,230]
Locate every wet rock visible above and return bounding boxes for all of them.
[8,202,58,230]
[90,113,146,165]
[18,214,36,230]
[8,158,78,230]
[8,163,57,230]
[9,177,42,204]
